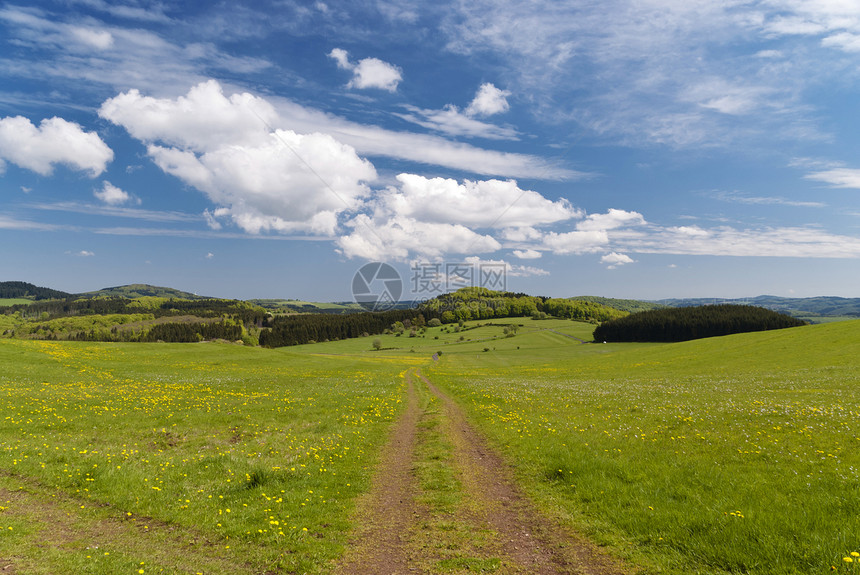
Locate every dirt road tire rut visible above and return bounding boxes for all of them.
[336,368,628,575]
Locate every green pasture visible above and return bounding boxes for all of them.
[0,339,418,574]
[0,317,857,574]
[423,319,860,575]
[0,298,31,307]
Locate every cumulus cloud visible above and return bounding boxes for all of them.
[101,81,376,235]
[0,116,112,176]
[99,80,277,152]
[465,83,511,117]
[337,214,500,260]
[328,48,402,92]
[94,181,139,205]
[542,229,609,254]
[601,252,634,269]
[69,250,95,257]
[334,172,582,261]
[381,174,580,229]
[576,209,646,231]
[512,248,542,259]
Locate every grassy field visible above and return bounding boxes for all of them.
[423,320,860,575]
[0,298,32,307]
[0,339,422,574]
[0,317,857,573]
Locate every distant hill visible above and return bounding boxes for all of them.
[80,284,210,300]
[657,295,860,320]
[0,281,71,300]
[572,296,665,314]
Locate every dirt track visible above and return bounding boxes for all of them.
[336,368,628,575]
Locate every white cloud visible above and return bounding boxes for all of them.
[337,214,501,261]
[65,0,172,23]
[99,80,276,152]
[0,116,112,176]
[600,252,634,269]
[441,1,855,147]
[328,48,402,92]
[613,224,860,258]
[805,167,860,188]
[395,105,519,140]
[465,83,511,117]
[328,47,350,70]
[462,256,549,277]
[576,209,646,231]
[103,79,576,184]
[710,190,826,208]
[69,26,114,49]
[203,209,222,230]
[0,6,273,108]
[512,248,542,259]
[30,201,195,223]
[394,83,515,140]
[543,229,609,255]
[101,82,376,235]
[94,181,139,205]
[349,58,402,92]
[381,174,580,229]
[205,252,214,259]
[73,250,95,257]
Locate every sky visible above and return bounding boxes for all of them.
[2,0,860,301]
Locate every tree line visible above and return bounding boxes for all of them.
[3,296,268,326]
[260,308,428,347]
[70,320,245,343]
[259,288,627,348]
[592,304,806,343]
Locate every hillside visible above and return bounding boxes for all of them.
[0,281,71,301]
[79,284,209,300]
[572,295,665,313]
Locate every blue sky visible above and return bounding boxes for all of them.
[2,0,860,301]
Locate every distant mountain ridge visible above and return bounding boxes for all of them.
[0,282,208,302]
[79,284,209,300]
[657,295,860,318]
[3,281,859,318]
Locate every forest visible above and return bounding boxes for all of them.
[259,287,627,347]
[592,304,806,342]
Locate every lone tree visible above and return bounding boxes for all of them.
[372,338,382,350]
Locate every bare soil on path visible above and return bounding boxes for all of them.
[336,368,629,575]
[334,373,423,575]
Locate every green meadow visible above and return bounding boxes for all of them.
[0,339,420,574]
[0,317,857,573]
[423,320,860,575]
[0,298,32,307]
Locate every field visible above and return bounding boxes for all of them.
[0,318,857,573]
[0,299,32,307]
